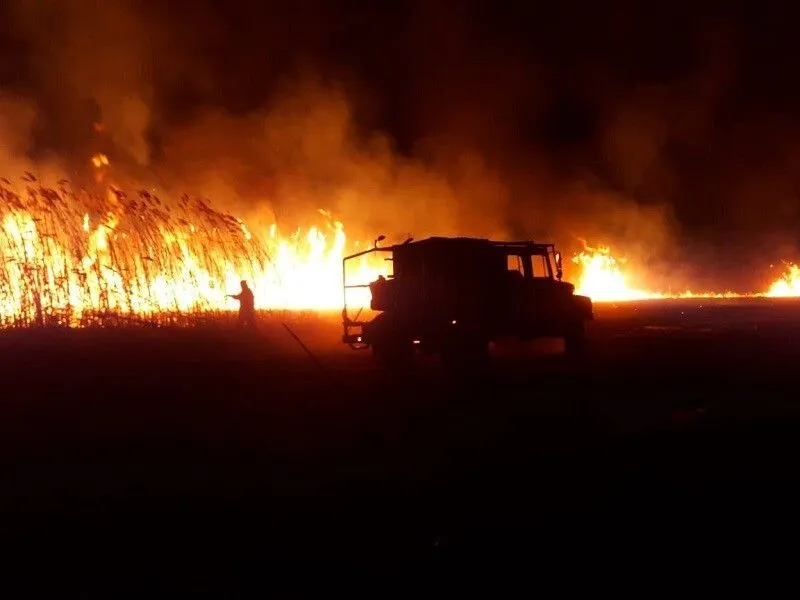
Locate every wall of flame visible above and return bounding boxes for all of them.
[0,169,797,327]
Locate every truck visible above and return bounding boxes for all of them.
[341,236,593,369]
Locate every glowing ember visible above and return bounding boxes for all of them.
[91,154,110,168]
[765,263,800,297]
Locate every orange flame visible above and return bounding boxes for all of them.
[91,154,109,168]
[765,263,800,297]
[0,176,387,326]
[572,244,742,301]
[4,154,800,329]
[572,245,660,301]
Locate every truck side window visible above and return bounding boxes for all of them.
[507,254,524,275]
[532,255,549,278]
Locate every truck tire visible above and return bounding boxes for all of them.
[564,320,587,358]
[366,313,415,371]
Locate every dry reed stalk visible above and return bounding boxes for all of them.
[0,175,285,329]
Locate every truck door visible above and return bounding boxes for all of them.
[504,254,529,329]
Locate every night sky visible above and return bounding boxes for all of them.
[0,0,797,282]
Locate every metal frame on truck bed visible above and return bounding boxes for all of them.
[341,236,395,349]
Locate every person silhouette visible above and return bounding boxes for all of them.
[228,280,257,330]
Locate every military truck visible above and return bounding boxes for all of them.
[341,236,593,369]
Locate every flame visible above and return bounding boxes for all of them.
[572,244,742,301]
[263,212,386,310]
[572,245,661,301]
[0,176,386,326]
[765,263,800,297]
[3,153,800,328]
[91,154,109,168]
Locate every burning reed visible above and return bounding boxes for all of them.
[0,174,273,327]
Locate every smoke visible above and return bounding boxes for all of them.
[150,77,508,241]
[0,0,795,289]
[5,0,154,172]
[0,95,36,168]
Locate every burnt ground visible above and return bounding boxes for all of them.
[2,299,800,591]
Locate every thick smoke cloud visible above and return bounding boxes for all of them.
[0,0,796,288]
[7,0,155,170]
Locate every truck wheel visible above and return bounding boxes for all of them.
[564,320,587,358]
[367,313,414,371]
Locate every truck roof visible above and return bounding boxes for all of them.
[391,236,555,254]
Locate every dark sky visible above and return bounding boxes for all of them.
[0,0,799,270]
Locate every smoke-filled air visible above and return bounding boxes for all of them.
[0,0,797,325]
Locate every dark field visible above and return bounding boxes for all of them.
[4,299,800,590]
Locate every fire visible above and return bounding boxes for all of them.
[570,243,800,301]
[572,245,661,301]
[91,154,110,169]
[572,244,742,301]
[2,150,799,328]
[262,211,386,310]
[0,175,386,326]
[765,263,800,297]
